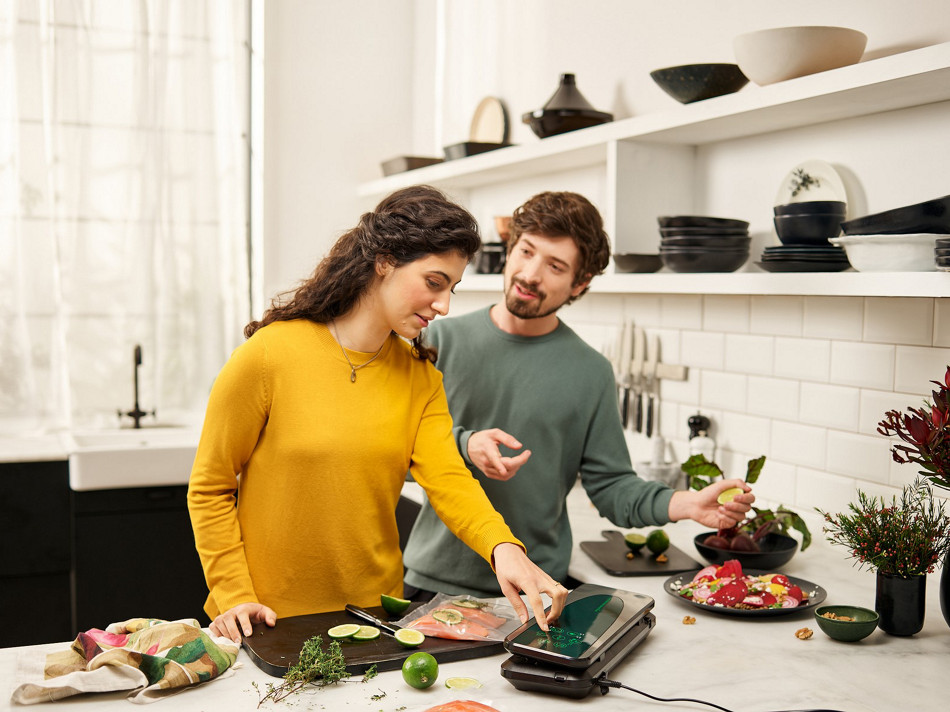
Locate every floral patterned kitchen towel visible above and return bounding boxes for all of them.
[10,617,239,705]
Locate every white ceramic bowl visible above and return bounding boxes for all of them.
[733,26,867,86]
[829,234,939,272]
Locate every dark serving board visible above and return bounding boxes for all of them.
[242,603,502,677]
[580,530,701,576]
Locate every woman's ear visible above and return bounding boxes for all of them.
[375,256,396,277]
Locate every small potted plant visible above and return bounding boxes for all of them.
[818,478,950,636]
[877,364,950,627]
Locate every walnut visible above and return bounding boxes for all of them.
[795,627,813,640]
[625,551,634,560]
[655,553,669,563]
[682,616,696,625]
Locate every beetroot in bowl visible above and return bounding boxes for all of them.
[694,531,797,569]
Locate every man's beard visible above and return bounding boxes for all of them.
[504,279,563,320]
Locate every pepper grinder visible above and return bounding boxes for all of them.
[687,413,716,462]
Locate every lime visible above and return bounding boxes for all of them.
[432,608,464,625]
[402,651,438,689]
[445,676,483,690]
[352,625,380,641]
[394,628,425,648]
[381,594,412,615]
[646,529,670,555]
[451,599,485,609]
[327,623,361,639]
[717,487,744,505]
[624,533,647,552]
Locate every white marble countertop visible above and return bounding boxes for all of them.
[3,481,949,711]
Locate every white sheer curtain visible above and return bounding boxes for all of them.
[0,1,249,433]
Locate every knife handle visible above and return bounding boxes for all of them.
[634,394,643,433]
[646,395,654,437]
[345,604,398,634]
[620,387,630,427]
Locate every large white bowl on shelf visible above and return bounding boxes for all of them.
[829,234,939,272]
[733,26,867,86]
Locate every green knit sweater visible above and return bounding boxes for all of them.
[402,307,674,597]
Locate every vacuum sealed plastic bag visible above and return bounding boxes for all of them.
[394,594,521,642]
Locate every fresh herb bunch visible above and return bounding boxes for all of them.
[818,478,950,577]
[877,365,950,492]
[256,635,377,706]
[681,454,812,551]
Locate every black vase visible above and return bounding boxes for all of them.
[941,549,950,627]
[875,571,926,636]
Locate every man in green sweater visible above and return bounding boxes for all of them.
[402,191,754,598]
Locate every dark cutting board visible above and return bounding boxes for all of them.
[242,604,502,677]
[581,530,701,576]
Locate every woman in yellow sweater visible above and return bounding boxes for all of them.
[188,185,567,643]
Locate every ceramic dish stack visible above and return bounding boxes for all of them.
[760,198,851,272]
[658,216,750,273]
[936,237,950,272]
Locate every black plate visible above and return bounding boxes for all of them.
[663,569,827,617]
[756,260,851,273]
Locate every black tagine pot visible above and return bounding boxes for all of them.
[522,73,613,139]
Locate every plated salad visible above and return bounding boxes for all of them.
[671,559,808,610]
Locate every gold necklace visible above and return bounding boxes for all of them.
[331,323,385,383]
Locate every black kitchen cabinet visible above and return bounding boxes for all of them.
[71,485,209,632]
[0,460,73,646]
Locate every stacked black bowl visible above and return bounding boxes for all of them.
[759,200,850,272]
[936,237,950,271]
[658,216,750,273]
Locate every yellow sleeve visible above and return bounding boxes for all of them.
[187,336,268,616]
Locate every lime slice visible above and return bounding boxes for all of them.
[451,599,485,609]
[646,529,670,555]
[327,623,361,639]
[402,651,438,689]
[717,487,744,505]
[624,533,647,552]
[445,676,483,690]
[432,609,464,625]
[352,625,380,641]
[394,628,425,647]
[380,594,412,615]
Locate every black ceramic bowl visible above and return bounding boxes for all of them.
[694,531,798,569]
[659,226,749,236]
[380,155,443,176]
[522,108,613,139]
[649,63,750,104]
[658,215,750,230]
[660,235,752,248]
[443,141,511,160]
[774,213,844,245]
[613,253,663,273]
[659,247,749,273]
[841,194,950,235]
[774,200,846,216]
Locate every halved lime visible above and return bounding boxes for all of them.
[394,628,425,648]
[327,623,361,639]
[380,594,412,615]
[717,487,744,505]
[432,609,464,625]
[352,625,380,641]
[445,676,483,690]
[646,529,670,555]
[624,533,647,552]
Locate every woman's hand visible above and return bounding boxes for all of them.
[491,542,568,630]
[209,602,277,643]
[668,478,755,530]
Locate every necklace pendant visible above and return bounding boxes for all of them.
[350,367,357,383]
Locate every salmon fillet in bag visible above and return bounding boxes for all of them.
[394,593,520,641]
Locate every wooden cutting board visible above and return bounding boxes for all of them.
[242,603,502,677]
[580,529,701,576]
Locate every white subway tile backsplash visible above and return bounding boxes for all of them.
[888,457,925,490]
[747,376,799,418]
[796,467,858,515]
[864,297,934,346]
[770,420,826,470]
[627,294,663,326]
[829,341,895,389]
[824,430,892,484]
[724,334,773,375]
[803,296,863,341]
[858,388,923,436]
[699,370,747,411]
[660,374,701,408]
[654,328,682,364]
[659,294,703,329]
[749,295,804,336]
[799,382,860,430]
[719,411,771,455]
[773,337,831,382]
[752,459,796,506]
[680,330,725,370]
[933,298,950,347]
[702,295,750,334]
[894,345,950,394]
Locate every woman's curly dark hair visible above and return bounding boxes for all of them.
[245,185,481,361]
[508,191,610,304]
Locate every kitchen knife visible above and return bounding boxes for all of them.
[630,326,646,432]
[643,334,659,437]
[345,603,401,636]
[618,321,632,427]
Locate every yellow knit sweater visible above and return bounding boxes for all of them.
[187,320,521,619]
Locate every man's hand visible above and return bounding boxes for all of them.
[467,429,532,481]
[209,602,277,643]
[491,542,567,630]
[668,478,755,529]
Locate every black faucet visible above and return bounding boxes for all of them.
[117,344,155,428]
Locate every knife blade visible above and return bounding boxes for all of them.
[630,326,646,432]
[618,321,632,427]
[643,333,659,437]
[345,603,401,636]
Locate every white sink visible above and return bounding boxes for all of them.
[63,426,201,491]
